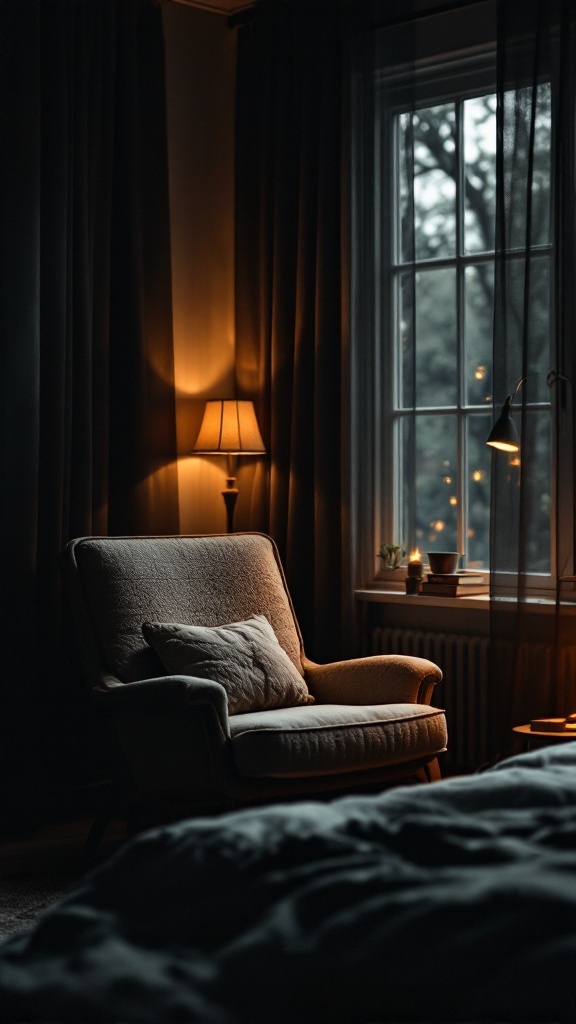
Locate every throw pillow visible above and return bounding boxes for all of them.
[141,615,314,715]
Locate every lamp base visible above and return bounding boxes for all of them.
[222,481,238,533]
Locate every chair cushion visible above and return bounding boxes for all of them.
[142,616,314,715]
[229,703,447,778]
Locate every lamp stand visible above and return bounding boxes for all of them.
[222,453,238,533]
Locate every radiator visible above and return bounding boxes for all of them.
[371,628,490,769]
[372,628,576,768]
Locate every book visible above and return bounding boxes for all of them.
[426,572,485,585]
[530,717,567,733]
[420,581,489,597]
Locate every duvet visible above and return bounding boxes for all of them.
[1,744,576,1023]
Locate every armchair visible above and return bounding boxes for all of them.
[62,533,447,843]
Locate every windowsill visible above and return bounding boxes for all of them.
[355,587,570,612]
[356,588,490,611]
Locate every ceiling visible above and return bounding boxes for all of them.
[172,0,256,14]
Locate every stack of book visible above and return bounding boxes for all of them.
[420,571,489,597]
[530,718,569,732]
[530,713,576,733]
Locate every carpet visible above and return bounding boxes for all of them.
[1,816,126,942]
[0,875,75,941]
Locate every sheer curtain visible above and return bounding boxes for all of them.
[234,1,349,662]
[0,0,179,818]
[489,0,576,754]
[350,0,576,761]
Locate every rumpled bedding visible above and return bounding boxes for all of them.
[1,745,576,1023]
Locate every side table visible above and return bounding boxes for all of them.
[512,723,576,754]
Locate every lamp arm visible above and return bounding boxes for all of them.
[510,376,527,400]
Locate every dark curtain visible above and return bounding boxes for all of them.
[234,1,347,662]
[0,0,178,821]
[489,0,576,754]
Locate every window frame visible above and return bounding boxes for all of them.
[351,19,557,596]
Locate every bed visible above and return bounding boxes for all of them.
[1,743,576,1023]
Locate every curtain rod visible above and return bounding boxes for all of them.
[351,0,492,35]
[162,0,487,31]
[161,0,254,14]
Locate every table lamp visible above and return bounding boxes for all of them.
[192,400,266,532]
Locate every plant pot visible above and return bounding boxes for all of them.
[427,551,461,574]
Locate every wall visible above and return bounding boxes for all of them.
[163,2,238,533]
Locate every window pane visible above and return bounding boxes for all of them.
[466,415,492,569]
[501,83,551,251]
[399,104,456,262]
[465,263,494,406]
[400,414,458,554]
[464,95,496,254]
[502,256,551,403]
[400,269,457,408]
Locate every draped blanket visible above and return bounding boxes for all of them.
[2,745,576,1023]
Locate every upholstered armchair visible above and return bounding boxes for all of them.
[62,533,447,844]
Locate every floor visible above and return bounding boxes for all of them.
[1,816,128,941]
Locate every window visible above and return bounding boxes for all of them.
[393,88,551,572]
[352,10,553,587]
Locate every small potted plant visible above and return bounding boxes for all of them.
[377,543,406,572]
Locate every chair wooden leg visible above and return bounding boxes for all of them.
[424,756,441,782]
[85,781,118,862]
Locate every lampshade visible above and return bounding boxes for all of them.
[486,395,520,452]
[192,400,266,455]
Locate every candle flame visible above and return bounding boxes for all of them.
[409,549,421,562]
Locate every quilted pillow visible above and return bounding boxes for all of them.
[141,615,314,715]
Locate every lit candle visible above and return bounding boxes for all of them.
[407,549,423,579]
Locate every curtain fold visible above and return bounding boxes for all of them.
[234,1,347,662]
[489,0,576,754]
[0,0,178,818]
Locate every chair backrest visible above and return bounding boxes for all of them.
[62,533,305,688]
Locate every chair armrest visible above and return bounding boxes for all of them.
[94,674,229,730]
[92,675,232,804]
[302,655,442,706]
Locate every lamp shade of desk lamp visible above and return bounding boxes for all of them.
[486,394,520,452]
[192,400,266,532]
[486,377,525,453]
